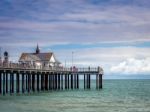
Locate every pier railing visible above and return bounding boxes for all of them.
[0,63,103,74]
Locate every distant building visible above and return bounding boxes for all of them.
[19,45,61,69]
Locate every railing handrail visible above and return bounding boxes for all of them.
[0,63,103,74]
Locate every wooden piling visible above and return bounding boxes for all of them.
[61,74,63,90]
[48,73,51,90]
[12,73,14,93]
[43,73,45,91]
[28,72,31,93]
[101,75,103,88]
[89,74,91,89]
[65,74,67,89]
[87,74,89,89]
[50,73,53,90]
[74,74,76,89]
[77,74,79,89]
[6,72,8,93]
[0,72,1,94]
[67,74,69,89]
[98,74,100,89]
[71,74,73,89]
[32,72,35,92]
[37,72,40,92]
[99,75,102,89]
[53,74,55,90]
[50,73,52,90]
[26,74,28,90]
[16,72,20,93]
[58,73,60,90]
[10,73,12,94]
[22,72,25,93]
[41,73,44,91]
[45,73,48,91]
[55,73,57,90]
[3,72,5,95]
[96,74,98,89]
[84,74,85,89]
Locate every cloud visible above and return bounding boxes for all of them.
[110,58,150,74]
[0,0,150,76]
[0,0,150,46]
[52,46,150,74]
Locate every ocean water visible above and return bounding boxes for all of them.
[0,80,150,112]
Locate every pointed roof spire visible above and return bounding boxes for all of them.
[36,44,40,54]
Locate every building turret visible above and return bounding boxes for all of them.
[4,51,9,62]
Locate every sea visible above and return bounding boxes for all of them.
[0,79,150,112]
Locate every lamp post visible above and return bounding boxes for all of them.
[65,59,66,68]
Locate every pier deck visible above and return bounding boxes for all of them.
[0,66,103,95]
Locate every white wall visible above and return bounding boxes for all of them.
[50,55,55,63]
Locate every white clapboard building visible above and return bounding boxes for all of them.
[19,45,61,69]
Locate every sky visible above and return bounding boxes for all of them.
[0,0,150,79]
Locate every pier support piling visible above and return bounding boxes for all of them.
[65,74,67,89]
[16,72,20,94]
[48,73,51,90]
[37,73,39,92]
[28,73,31,93]
[96,74,98,89]
[67,74,69,89]
[71,74,73,89]
[6,72,8,93]
[41,73,44,91]
[22,73,25,93]
[58,74,60,90]
[87,74,89,89]
[55,73,57,90]
[53,74,55,90]
[50,73,53,90]
[32,72,35,92]
[3,72,5,95]
[26,74,28,91]
[45,73,48,91]
[74,74,76,89]
[0,72,1,94]
[99,75,102,89]
[77,74,79,89]
[61,74,63,90]
[12,73,14,93]
[10,73,12,94]
[84,74,85,89]
[89,74,91,89]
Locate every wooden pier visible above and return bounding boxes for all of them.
[0,66,103,95]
